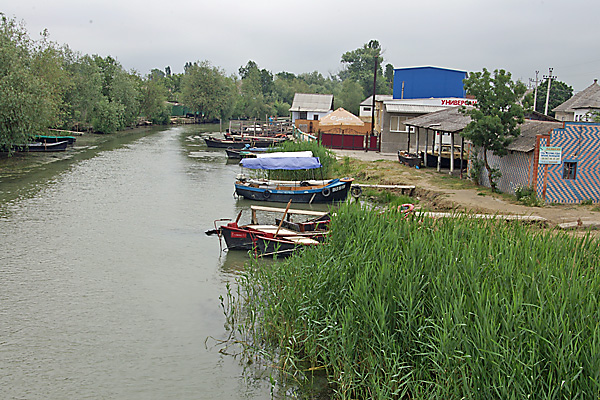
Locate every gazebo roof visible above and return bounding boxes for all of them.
[319,108,364,126]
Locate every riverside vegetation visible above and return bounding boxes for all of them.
[224,203,600,399]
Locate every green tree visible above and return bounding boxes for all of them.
[384,63,394,91]
[334,80,364,115]
[534,79,573,116]
[139,78,169,124]
[91,97,125,134]
[181,60,235,121]
[239,60,273,97]
[238,65,271,119]
[461,68,526,191]
[63,53,104,130]
[109,69,141,127]
[339,40,386,97]
[0,15,64,149]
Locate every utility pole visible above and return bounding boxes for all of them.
[533,70,539,112]
[543,68,555,116]
[368,50,378,153]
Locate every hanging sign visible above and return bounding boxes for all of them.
[539,146,562,164]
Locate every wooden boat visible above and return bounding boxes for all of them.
[397,151,421,167]
[207,204,328,254]
[204,136,286,149]
[235,156,354,203]
[33,135,76,146]
[8,141,69,152]
[274,213,330,233]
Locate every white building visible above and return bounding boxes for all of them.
[553,80,600,122]
[289,93,334,125]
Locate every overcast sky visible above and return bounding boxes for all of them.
[4,0,600,92]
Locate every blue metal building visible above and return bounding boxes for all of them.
[393,66,467,99]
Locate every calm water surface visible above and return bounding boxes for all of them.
[0,125,280,399]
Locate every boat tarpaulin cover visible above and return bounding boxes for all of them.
[256,151,313,158]
[240,156,322,170]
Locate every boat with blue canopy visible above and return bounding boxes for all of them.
[234,156,354,203]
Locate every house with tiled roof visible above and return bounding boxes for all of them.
[553,80,600,122]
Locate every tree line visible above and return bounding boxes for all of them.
[1,14,393,148]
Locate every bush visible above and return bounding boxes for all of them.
[515,185,543,207]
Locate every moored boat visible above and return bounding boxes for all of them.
[234,156,354,203]
[204,136,287,149]
[207,203,329,255]
[8,141,69,152]
[33,135,76,146]
[397,151,421,167]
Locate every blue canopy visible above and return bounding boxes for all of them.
[240,156,322,170]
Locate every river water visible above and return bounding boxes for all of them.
[0,125,284,399]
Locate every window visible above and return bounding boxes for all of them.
[299,111,307,120]
[364,107,371,112]
[389,115,414,133]
[563,162,577,179]
[390,116,407,132]
[313,115,319,120]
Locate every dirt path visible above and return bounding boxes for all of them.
[333,149,600,229]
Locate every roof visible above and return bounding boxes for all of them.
[394,65,467,74]
[289,93,334,112]
[506,120,562,152]
[360,95,393,106]
[319,108,364,126]
[385,103,447,114]
[404,106,562,153]
[403,106,470,131]
[553,81,600,112]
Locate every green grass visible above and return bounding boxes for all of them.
[228,203,600,399]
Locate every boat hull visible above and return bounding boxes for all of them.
[204,137,285,149]
[397,151,421,167]
[220,224,257,250]
[235,178,352,203]
[425,152,467,169]
[8,141,69,152]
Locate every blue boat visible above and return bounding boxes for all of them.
[234,156,354,203]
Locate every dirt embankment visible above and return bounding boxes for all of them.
[333,149,600,229]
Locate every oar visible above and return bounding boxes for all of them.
[274,200,292,237]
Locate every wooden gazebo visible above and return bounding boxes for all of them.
[403,106,472,174]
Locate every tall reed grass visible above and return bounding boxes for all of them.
[231,203,600,399]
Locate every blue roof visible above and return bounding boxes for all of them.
[240,157,322,170]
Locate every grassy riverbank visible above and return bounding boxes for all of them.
[231,203,600,399]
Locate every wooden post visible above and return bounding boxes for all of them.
[275,200,293,236]
[437,131,442,172]
[450,132,455,173]
[460,136,465,179]
[425,129,429,166]
[415,127,420,158]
